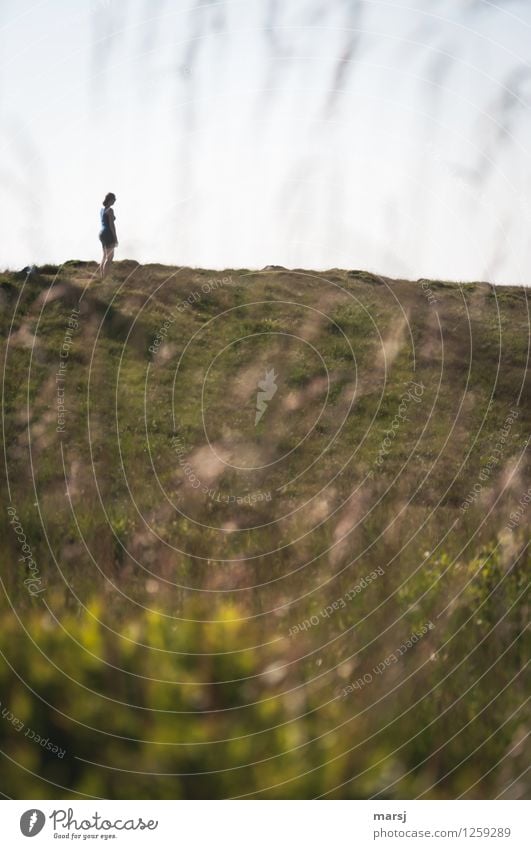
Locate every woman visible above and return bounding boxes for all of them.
[98,192,118,279]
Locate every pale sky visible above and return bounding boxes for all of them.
[2,0,531,284]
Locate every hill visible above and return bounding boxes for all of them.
[0,260,529,799]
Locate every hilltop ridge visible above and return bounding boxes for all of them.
[0,260,529,799]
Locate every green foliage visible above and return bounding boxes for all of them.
[0,262,529,798]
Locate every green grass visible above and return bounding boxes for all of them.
[0,261,529,798]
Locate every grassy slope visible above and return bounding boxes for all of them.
[0,260,529,799]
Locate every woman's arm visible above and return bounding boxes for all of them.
[109,209,118,244]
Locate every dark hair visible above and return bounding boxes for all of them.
[102,192,116,207]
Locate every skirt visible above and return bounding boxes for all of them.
[99,230,115,248]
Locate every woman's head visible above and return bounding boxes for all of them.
[102,192,116,207]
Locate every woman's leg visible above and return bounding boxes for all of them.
[98,244,106,279]
[100,246,115,279]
